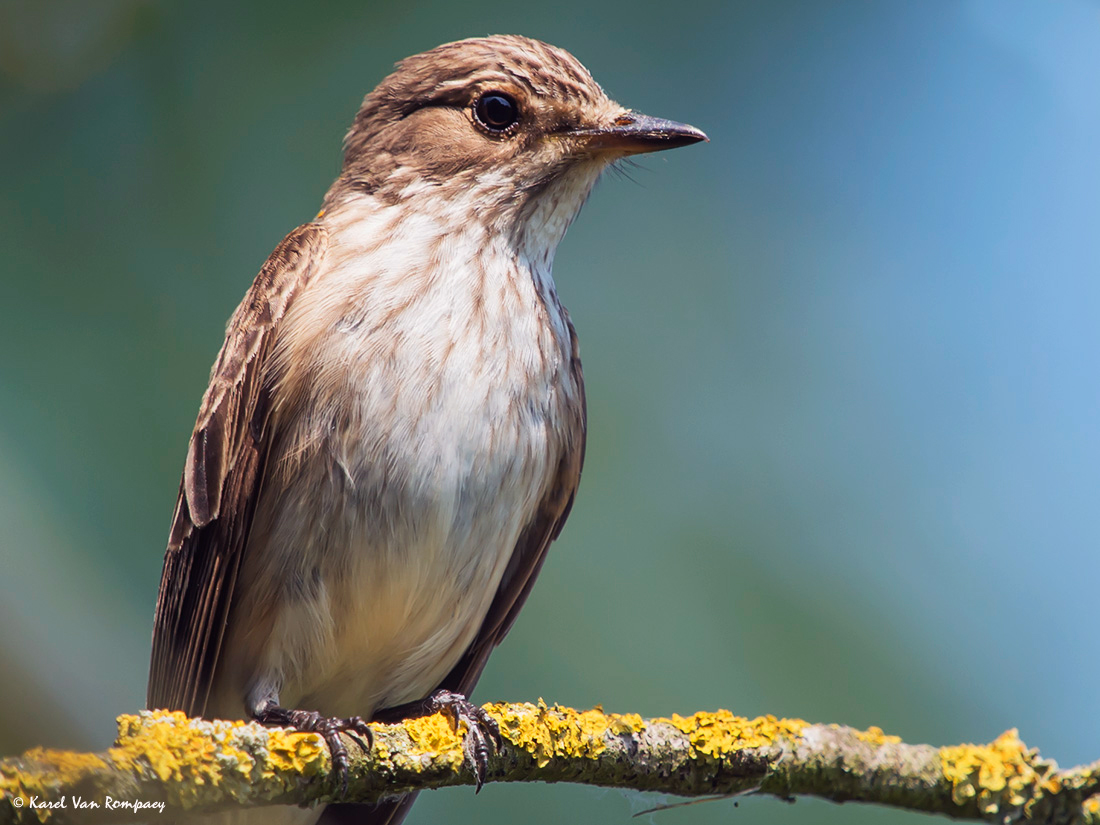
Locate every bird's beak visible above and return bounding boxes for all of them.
[569,112,708,156]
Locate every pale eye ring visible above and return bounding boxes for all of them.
[474,92,520,134]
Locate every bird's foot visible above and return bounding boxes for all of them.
[374,690,501,791]
[253,704,372,790]
[426,690,502,790]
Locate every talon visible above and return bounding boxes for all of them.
[423,690,499,791]
[341,715,374,753]
[372,690,499,790]
[254,704,374,793]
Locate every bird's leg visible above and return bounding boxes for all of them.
[373,690,502,791]
[253,701,373,790]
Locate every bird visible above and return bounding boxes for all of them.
[147,34,706,825]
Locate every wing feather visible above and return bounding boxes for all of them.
[148,224,328,715]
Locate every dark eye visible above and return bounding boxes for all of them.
[474,92,520,133]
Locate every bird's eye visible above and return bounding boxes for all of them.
[474,92,520,134]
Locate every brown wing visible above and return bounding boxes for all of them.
[147,223,328,716]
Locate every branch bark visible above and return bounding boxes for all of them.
[1,704,1098,824]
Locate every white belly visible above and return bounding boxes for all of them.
[209,216,574,722]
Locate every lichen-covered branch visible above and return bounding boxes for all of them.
[2,704,1098,824]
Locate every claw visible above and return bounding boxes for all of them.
[254,705,373,793]
[424,690,500,791]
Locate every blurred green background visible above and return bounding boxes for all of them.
[2,1,1098,823]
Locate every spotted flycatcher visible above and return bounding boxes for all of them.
[148,35,705,825]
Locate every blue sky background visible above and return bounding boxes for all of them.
[1,2,1097,823]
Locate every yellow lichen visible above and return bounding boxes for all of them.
[658,711,806,758]
[1,748,111,821]
[400,713,465,770]
[113,712,216,783]
[609,713,646,736]
[261,728,328,780]
[485,704,799,770]
[854,726,902,746]
[109,712,254,806]
[371,735,392,761]
[107,710,329,807]
[486,703,642,768]
[940,729,1049,815]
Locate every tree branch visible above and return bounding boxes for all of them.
[2,704,1098,824]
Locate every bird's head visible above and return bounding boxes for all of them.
[332,35,706,257]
